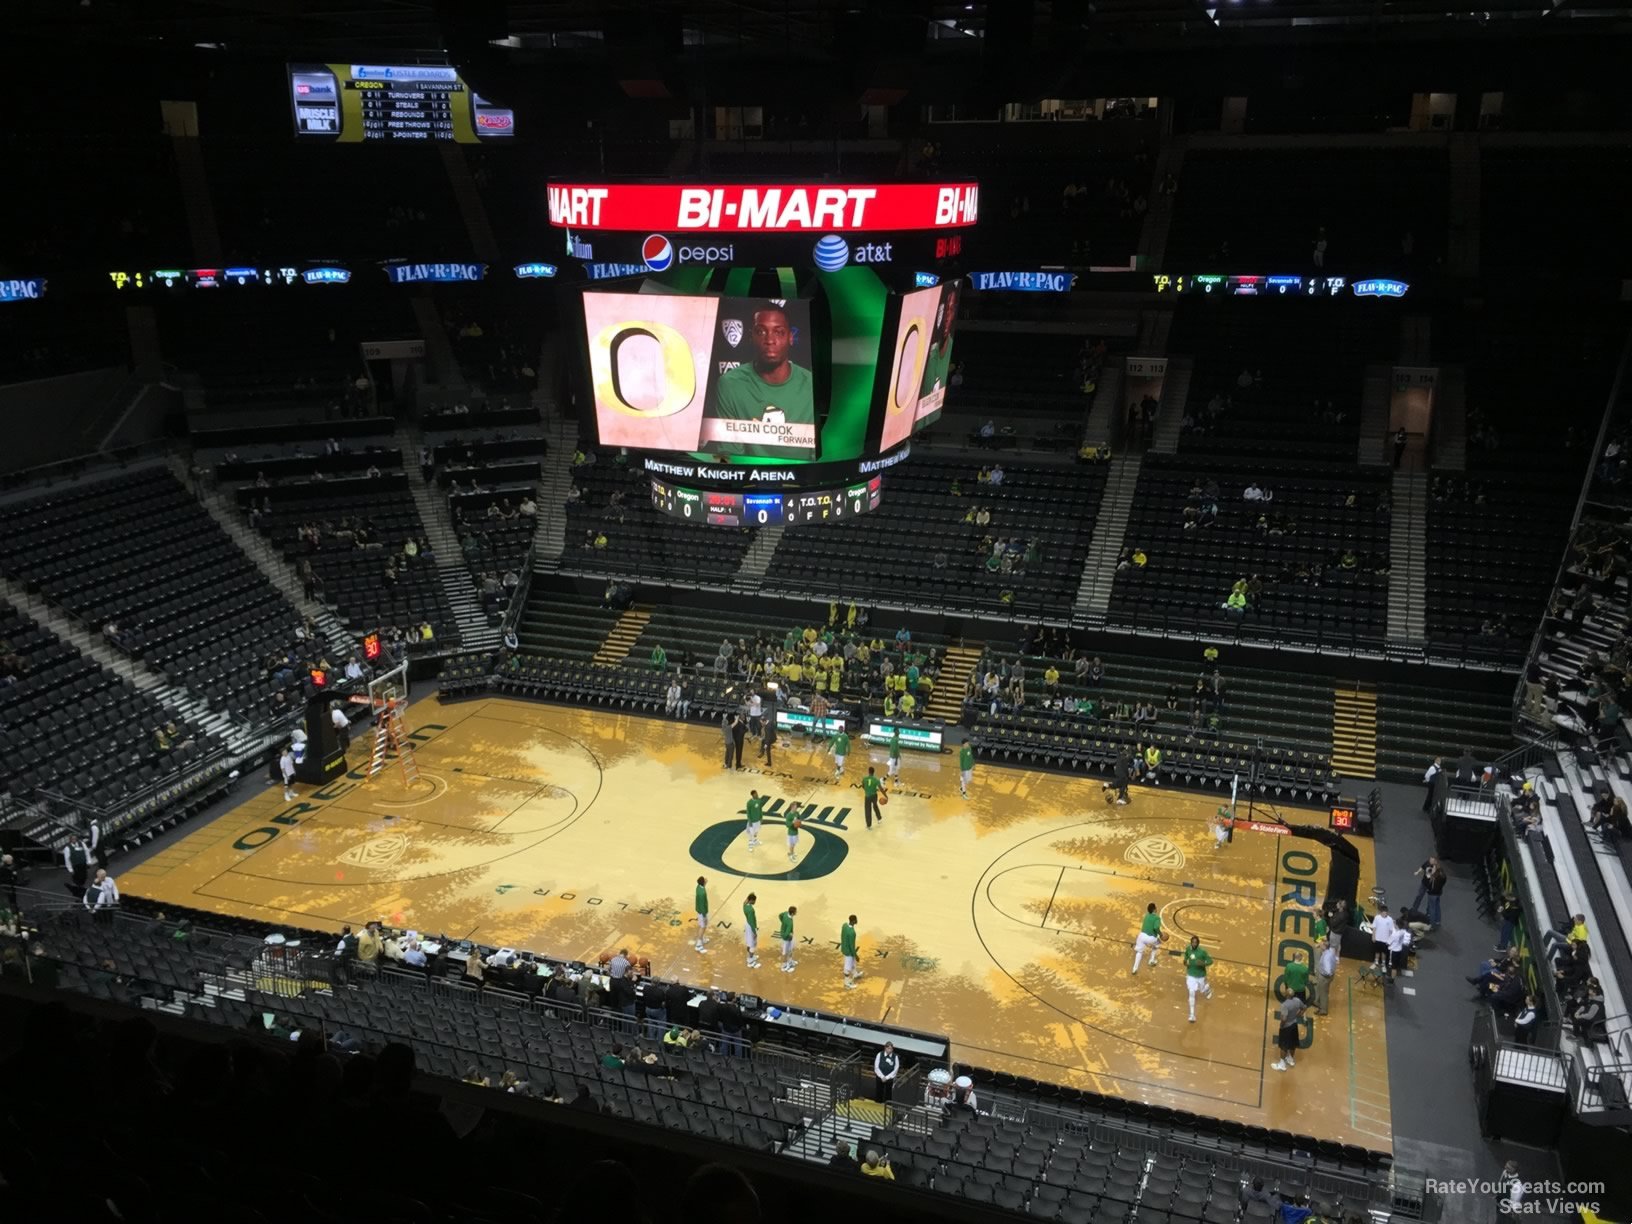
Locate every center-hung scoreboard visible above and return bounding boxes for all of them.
[551,179,980,525]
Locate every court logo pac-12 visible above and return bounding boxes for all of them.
[689,796,851,881]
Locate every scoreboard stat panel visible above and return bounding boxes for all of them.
[650,476,882,527]
[289,63,515,143]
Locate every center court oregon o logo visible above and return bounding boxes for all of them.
[688,797,850,881]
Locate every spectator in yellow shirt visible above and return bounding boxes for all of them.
[860,1151,895,1180]
[1044,665,1060,688]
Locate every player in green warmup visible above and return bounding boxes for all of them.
[704,306,816,459]
[744,789,764,850]
[841,914,862,988]
[862,766,884,828]
[743,892,760,969]
[784,801,802,863]
[778,905,799,973]
[694,876,710,953]
[831,727,850,780]
[886,727,902,782]
[1183,935,1214,1021]
[1131,902,1166,975]
[958,740,974,798]
[1282,949,1310,1002]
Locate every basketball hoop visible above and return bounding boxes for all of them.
[365,661,418,786]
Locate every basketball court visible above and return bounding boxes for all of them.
[121,694,1392,1150]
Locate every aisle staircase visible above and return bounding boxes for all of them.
[731,527,784,591]
[533,416,577,566]
[1387,471,1428,643]
[1079,359,1123,450]
[395,425,501,651]
[1357,365,1392,467]
[924,645,984,723]
[592,608,653,667]
[168,456,354,666]
[1075,455,1141,615]
[1147,357,1192,454]
[1332,683,1379,779]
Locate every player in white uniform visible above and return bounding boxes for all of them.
[742,892,760,969]
[1131,903,1165,974]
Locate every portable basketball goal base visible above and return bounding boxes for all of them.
[360,660,419,787]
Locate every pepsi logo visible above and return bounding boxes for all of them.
[642,234,674,272]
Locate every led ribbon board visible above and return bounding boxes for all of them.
[546,182,980,233]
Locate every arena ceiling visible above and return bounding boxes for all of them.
[18,0,1632,55]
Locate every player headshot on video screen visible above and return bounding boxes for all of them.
[702,302,817,458]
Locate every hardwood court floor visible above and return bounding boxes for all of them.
[123,696,1393,1150]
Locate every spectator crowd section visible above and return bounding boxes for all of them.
[436,282,548,397]
[930,109,1159,268]
[0,894,1401,1224]
[421,405,547,612]
[1373,673,1516,785]
[1420,306,1615,662]
[967,632,1337,802]
[1109,455,1391,647]
[1164,148,1446,275]
[514,586,625,662]
[198,420,403,489]
[1488,420,1632,1099]
[947,330,1112,450]
[478,588,961,725]
[565,452,758,585]
[763,457,1108,619]
[235,472,459,650]
[1424,470,1578,662]
[0,467,322,724]
[620,603,959,713]
[1170,302,1394,464]
[0,599,217,814]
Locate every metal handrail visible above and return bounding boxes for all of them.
[30,738,234,830]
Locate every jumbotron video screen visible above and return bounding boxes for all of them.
[557,179,978,523]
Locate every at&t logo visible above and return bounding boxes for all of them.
[812,234,893,271]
